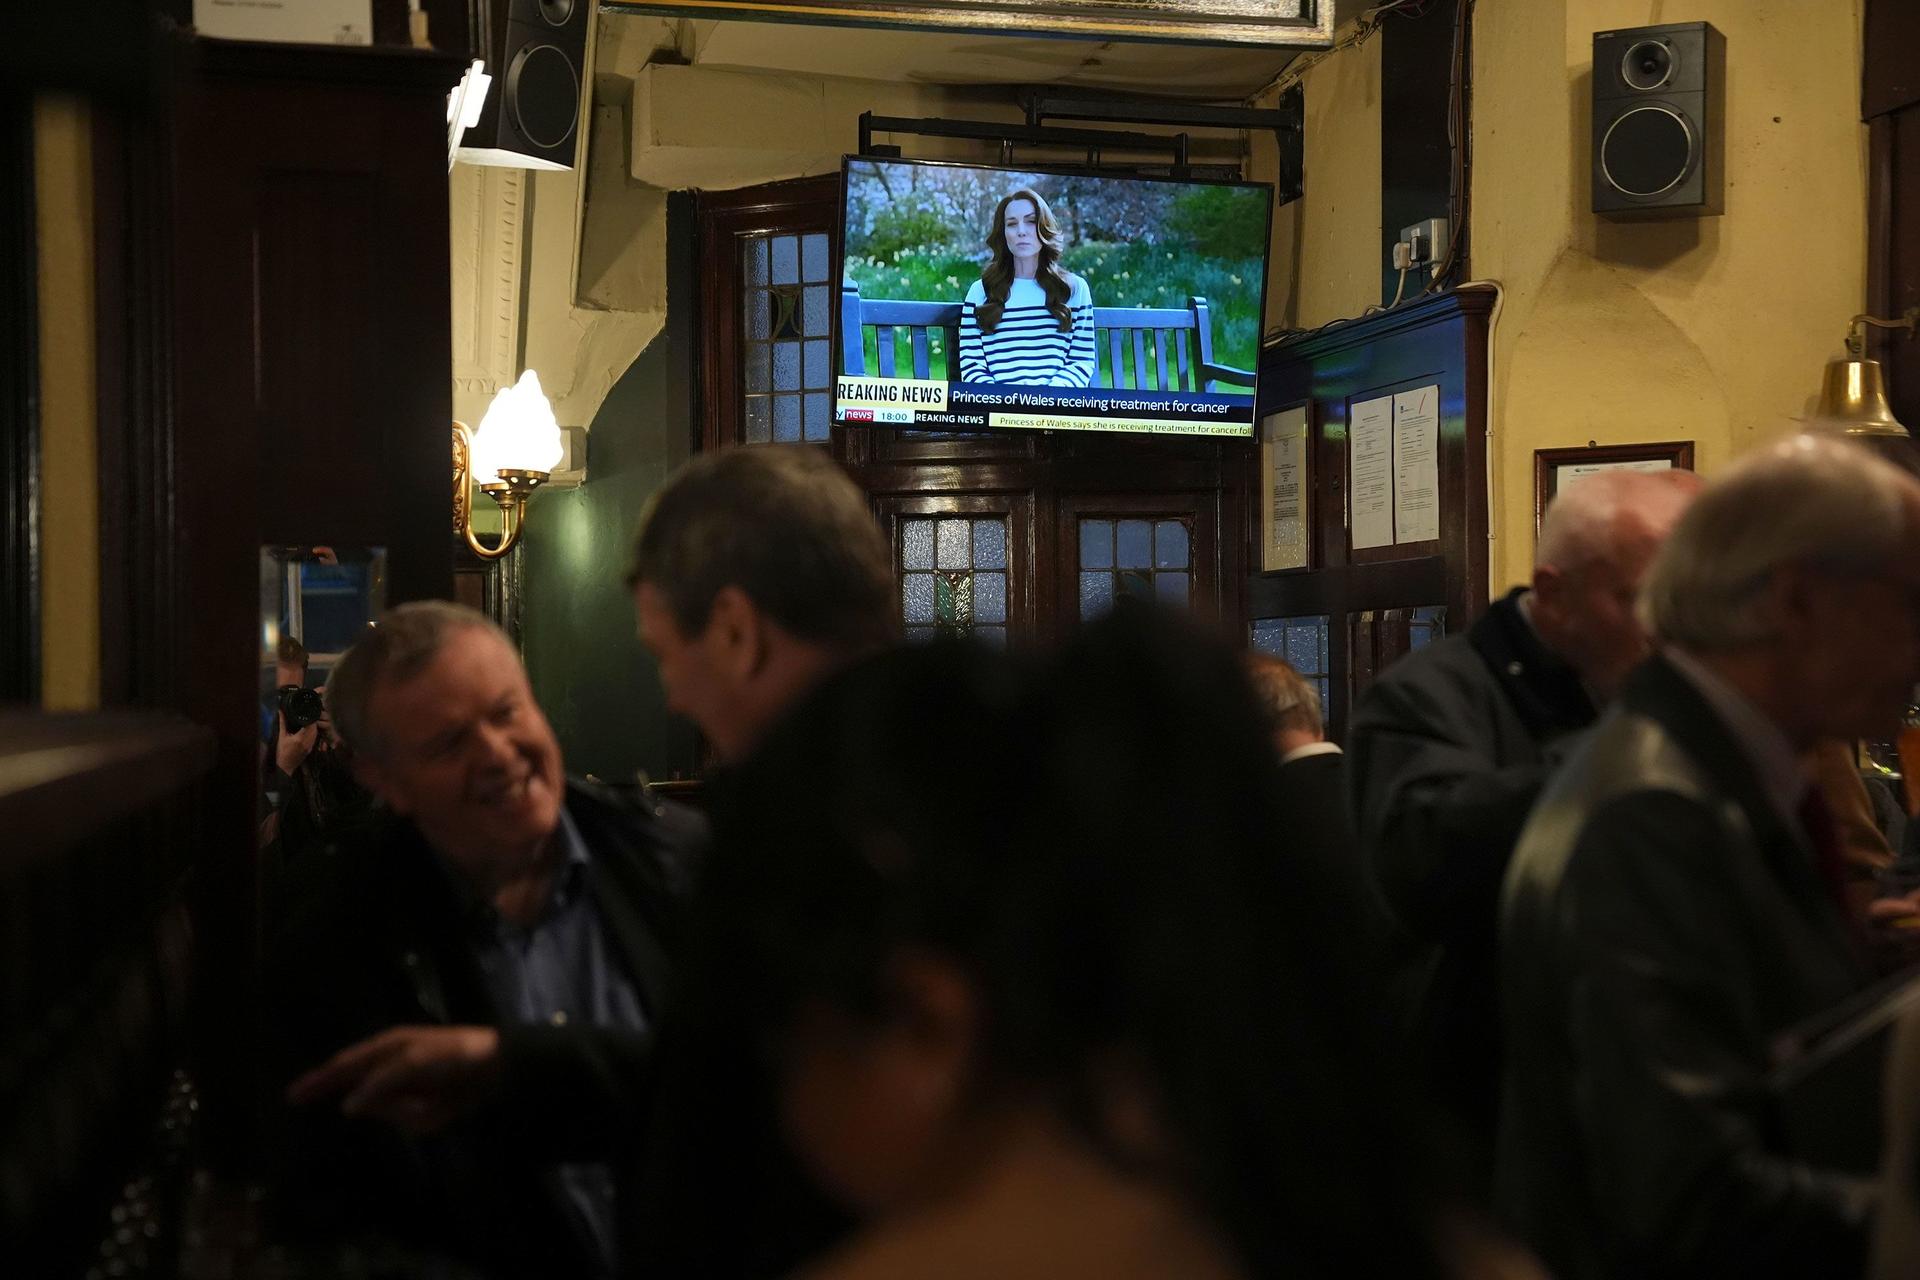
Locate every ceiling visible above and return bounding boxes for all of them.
[605,0,1374,101]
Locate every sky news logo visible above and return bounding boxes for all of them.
[839,407,916,424]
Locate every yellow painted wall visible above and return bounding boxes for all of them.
[1476,0,1867,589]
[1253,22,1384,332]
[1256,1,1866,594]
[33,94,100,711]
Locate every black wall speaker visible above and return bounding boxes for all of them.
[456,0,588,171]
[1591,21,1724,219]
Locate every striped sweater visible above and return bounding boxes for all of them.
[958,275,1096,387]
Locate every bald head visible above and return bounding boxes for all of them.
[1530,468,1702,699]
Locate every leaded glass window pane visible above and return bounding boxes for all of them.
[1154,520,1189,570]
[773,341,801,391]
[1079,520,1113,570]
[1080,571,1116,619]
[741,230,835,447]
[903,575,935,624]
[803,393,830,443]
[773,396,801,442]
[744,345,771,394]
[771,235,799,285]
[936,519,969,570]
[1078,516,1195,619]
[802,232,830,282]
[899,516,1012,643]
[902,519,934,571]
[975,521,1007,570]
[974,572,1007,624]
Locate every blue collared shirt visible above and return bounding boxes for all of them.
[467,809,647,1277]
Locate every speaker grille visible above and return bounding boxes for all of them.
[1600,106,1694,197]
[507,44,579,150]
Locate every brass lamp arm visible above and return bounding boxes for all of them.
[1846,307,1920,356]
[452,421,544,561]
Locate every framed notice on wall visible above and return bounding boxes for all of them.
[1260,404,1312,572]
[1533,440,1695,533]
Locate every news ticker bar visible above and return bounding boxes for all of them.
[835,376,1254,434]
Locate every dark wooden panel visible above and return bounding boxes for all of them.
[1249,287,1492,731]
[2,95,38,704]
[0,712,213,866]
[1865,0,1920,120]
[0,710,211,1273]
[149,33,462,1163]
[1867,106,1920,433]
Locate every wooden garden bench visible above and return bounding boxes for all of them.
[839,283,1255,394]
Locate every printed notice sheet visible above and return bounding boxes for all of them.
[1349,394,1394,551]
[1557,457,1673,490]
[1392,385,1440,543]
[1261,406,1310,571]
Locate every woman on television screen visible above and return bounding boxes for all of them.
[958,188,1097,388]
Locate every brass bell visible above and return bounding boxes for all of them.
[1811,355,1909,439]
[1806,308,1919,439]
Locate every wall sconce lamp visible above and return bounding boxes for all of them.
[452,370,562,560]
[1808,307,1920,439]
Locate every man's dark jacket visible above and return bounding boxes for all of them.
[1346,588,1595,1138]
[1496,655,1875,1280]
[267,778,706,1278]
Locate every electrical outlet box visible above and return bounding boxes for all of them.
[1399,217,1450,267]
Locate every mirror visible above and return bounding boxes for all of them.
[256,546,387,861]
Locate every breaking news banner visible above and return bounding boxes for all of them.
[834,379,1254,435]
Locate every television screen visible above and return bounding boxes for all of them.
[835,157,1272,438]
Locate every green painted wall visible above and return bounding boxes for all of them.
[520,194,700,783]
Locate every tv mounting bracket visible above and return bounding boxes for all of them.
[856,89,1303,200]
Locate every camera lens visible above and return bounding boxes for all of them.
[1622,40,1673,91]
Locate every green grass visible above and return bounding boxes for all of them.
[844,240,1263,389]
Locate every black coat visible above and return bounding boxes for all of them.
[1346,588,1595,1139]
[1277,748,1395,953]
[266,778,707,1279]
[1497,655,1875,1280]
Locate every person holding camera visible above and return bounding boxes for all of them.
[260,634,375,869]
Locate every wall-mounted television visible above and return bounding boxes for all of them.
[835,156,1272,438]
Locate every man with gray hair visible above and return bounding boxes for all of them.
[1347,467,1701,1166]
[1497,435,1920,1279]
[270,601,705,1279]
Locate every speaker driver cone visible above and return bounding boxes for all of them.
[507,44,579,150]
[1600,105,1694,197]
[1621,39,1675,91]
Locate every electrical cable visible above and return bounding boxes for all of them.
[1248,0,1434,103]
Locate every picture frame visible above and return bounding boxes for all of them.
[613,0,1336,48]
[1259,403,1312,572]
[1533,440,1695,534]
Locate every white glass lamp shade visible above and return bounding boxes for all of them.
[470,370,564,484]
